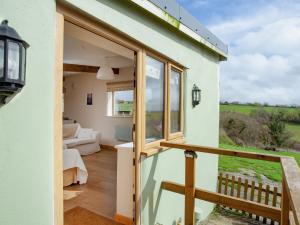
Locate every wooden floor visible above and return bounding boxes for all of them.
[64,149,117,219]
[64,207,122,225]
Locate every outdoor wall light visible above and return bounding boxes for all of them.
[0,20,29,105]
[192,84,201,107]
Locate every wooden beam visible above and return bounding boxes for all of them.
[161,181,281,222]
[184,151,197,225]
[134,50,144,225]
[63,63,119,74]
[281,157,300,225]
[281,180,290,225]
[140,138,185,157]
[160,142,281,162]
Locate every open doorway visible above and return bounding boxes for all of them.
[62,21,135,225]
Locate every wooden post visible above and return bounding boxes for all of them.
[184,151,197,225]
[281,180,290,225]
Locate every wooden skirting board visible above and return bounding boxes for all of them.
[100,144,117,151]
[114,214,133,225]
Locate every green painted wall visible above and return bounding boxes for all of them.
[65,0,221,224]
[0,0,221,224]
[0,1,56,225]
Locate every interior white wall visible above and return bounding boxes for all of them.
[63,67,134,146]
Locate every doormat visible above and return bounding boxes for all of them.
[63,190,82,200]
[64,207,122,225]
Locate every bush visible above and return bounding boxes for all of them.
[220,112,269,147]
[220,109,293,148]
[252,109,293,147]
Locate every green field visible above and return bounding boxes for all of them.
[220,104,299,115]
[220,104,300,142]
[219,144,300,182]
[286,123,300,141]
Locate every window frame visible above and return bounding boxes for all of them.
[106,80,134,118]
[143,52,184,150]
[143,53,168,150]
[167,63,184,140]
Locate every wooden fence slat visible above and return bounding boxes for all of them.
[271,187,278,225]
[237,178,242,198]
[236,177,242,213]
[229,176,235,210]
[225,174,229,196]
[249,180,255,218]
[231,176,235,196]
[243,179,249,199]
[218,173,223,194]
[263,185,270,223]
[256,183,263,221]
[242,179,249,214]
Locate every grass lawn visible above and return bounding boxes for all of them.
[219,144,300,182]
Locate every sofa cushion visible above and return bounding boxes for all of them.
[64,137,96,148]
[63,123,80,139]
[77,128,93,139]
[63,138,79,147]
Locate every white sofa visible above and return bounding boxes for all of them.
[63,123,101,155]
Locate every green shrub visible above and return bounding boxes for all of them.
[267,111,292,147]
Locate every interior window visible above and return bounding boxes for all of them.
[107,89,134,117]
[114,90,134,116]
[170,69,181,133]
[145,56,165,143]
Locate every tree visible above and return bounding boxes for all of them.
[266,111,291,147]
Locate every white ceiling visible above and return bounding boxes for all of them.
[63,21,134,69]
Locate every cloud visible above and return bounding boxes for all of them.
[221,53,300,105]
[206,1,300,105]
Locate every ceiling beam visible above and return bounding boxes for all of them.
[63,63,119,74]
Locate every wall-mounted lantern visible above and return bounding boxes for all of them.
[192,84,201,107]
[0,20,29,105]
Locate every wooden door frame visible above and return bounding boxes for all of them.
[54,11,64,225]
[55,4,144,225]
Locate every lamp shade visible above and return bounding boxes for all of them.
[96,65,114,80]
[0,20,29,105]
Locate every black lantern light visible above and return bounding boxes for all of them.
[0,20,29,105]
[192,84,201,107]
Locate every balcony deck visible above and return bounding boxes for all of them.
[158,141,300,225]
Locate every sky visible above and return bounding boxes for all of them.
[177,0,300,106]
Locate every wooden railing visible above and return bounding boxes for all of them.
[160,141,300,225]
